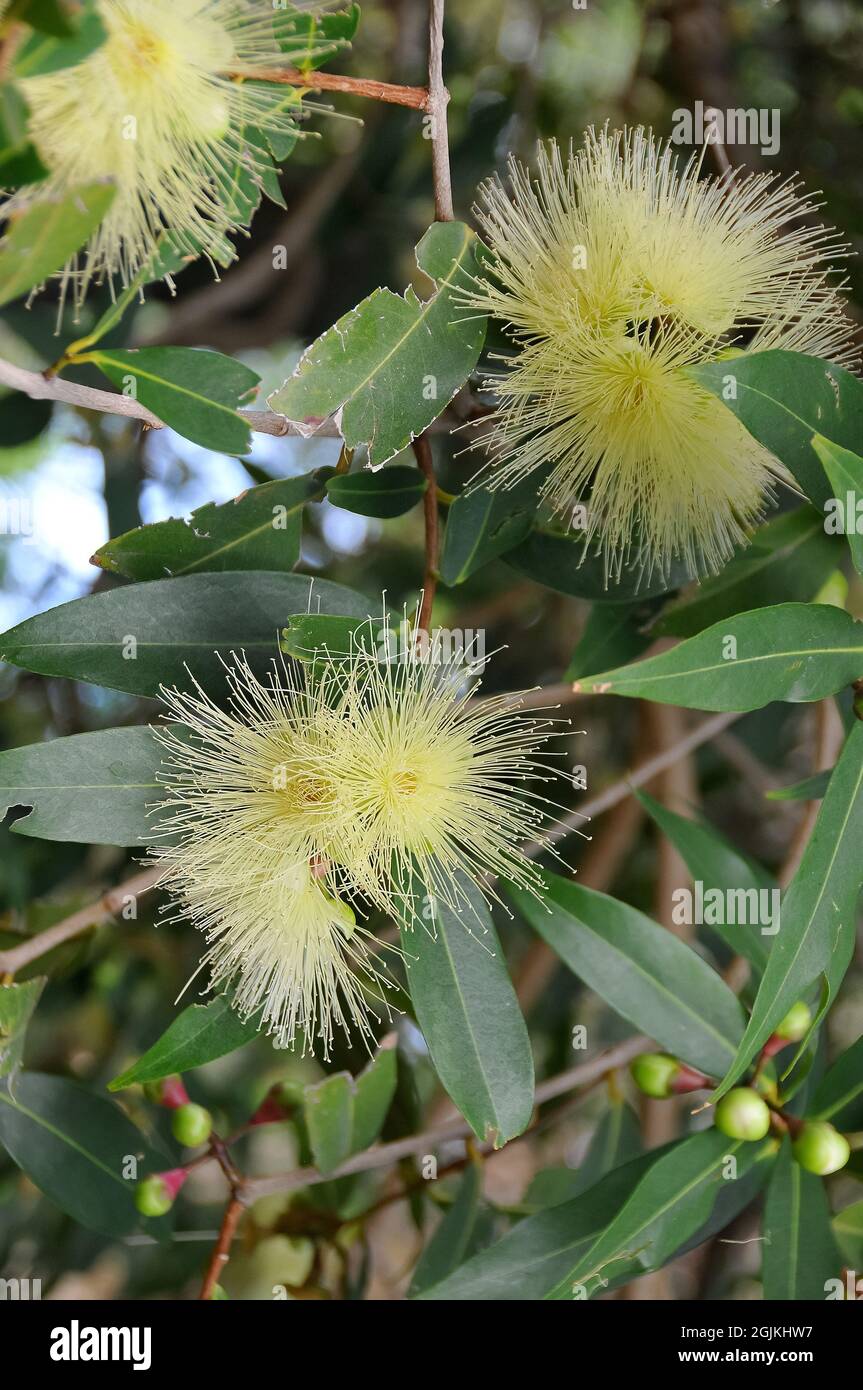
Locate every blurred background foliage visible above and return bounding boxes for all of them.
[2,0,863,1299]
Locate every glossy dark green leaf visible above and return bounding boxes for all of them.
[87,347,260,455]
[636,791,773,972]
[810,1035,863,1129]
[0,1072,160,1235]
[713,721,863,1101]
[0,180,115,306]
[269,222,487,469]
[0,726,161,845]
[400,872,534,1147]
[326,465,426,519]
[657,507,840,638]
[440,471,546,585]
[763,1139,840,1299]
[92,472,332,581]
[812,434,863,576]
[508,529,695,601]
[0,571,371,696]
[507,872,744,1078]
[574,603,863,711]
[0,978,44,1079]
[109,996,263,1090]
[565,604,651,681]
[410,1157,483,1296]
[689,351,863,509]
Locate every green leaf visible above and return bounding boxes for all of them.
[410,1157,483,1296]
[0,978,44,1079]
[440,471,546,586]
[766,769,832,802]
[574,603,863,711]
[507,871,744,1078]
[92,472,333,581]
[657,507,840,638]
[636,791,773,972]
[11,0,76,38]
[810,1035,863,1129]
[279,611,381,663]
[0,1072,161,1235]
[87,347,260,455]
[833,1199,863,1268]
[551,1131,765,1299]
[400,872,534,1147]
[712,721,863,1101]
[300,1037,397,1172]
[69,231,200,352]
[0,180,115,306]
[565,604,651,682]
[275,2,361,68]
[508,529,695,601]
[811,434,863,576]
[268,222,487,469]
[12,3,105,77]
[0,726,161,846]
[109,996,263,1090]
[570,1098,643,1197]
[763,1139,840,1299]
[326,465,426,519]
[689,350,863,509]
[0,85,48,188]
[0,571,371,696]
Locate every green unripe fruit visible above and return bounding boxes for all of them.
[171,1102,213,1148]
[792,1122,851,1176]
[135,1175,173,1217]
[774,1001,812,1042]
[714,1088,771,1141]
[630,1053,680,1099]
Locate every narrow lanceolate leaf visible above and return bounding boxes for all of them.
[689,351,863,508]
[574,604,863,711]
[268,222,487,469]
[811,434,863,576]
[636,791,773,973]
[0,572,371,697]
[763,1140,840,1299]
[410,1157,484,1296]
[657,506,840,639]
[0,180,115,306]
[570,1099,643,1197]
[549,1132,766,1300]
[508,529,696,602]
[302,1039,398,1172]
[0,1073,162,1236]
[508,872,744,1078]
[325,465,426,519]
[766,769,832,803]
[0,978,45,1080]
[712,721,863,1102]
[400,873,534,1147]
[109,996,264,1091]
[87,347,260,455]
[91,472,332,581]
[809,1036,863,1129]
[440,471,547,586]
[0,726,162,846]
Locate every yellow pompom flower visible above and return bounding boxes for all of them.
[148,631,565,1055]
[463,127,855,578]
[5,0,324,305]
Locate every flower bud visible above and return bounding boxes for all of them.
[774,1001,812,1043]
[143,1074,189,1109]
[714,1088,771,1141]
[630,1053,680,1099]
[171,1102,213,1148]
[135,1167,187,1217]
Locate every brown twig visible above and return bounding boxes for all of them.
[412,434,439,634]
[426,0,454,222]
[198,1195,244,1301]
[0,866,161,976]
[227,67,429,111]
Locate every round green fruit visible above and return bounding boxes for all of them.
[714,1088,771,1141]
[792,1122,850,1176]
[135,1175,173,1218]
[774,1001,812,1042]
[171,1102,213,1148]
[630,1053,680,1099]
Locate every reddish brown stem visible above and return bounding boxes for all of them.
[199,1195,243,1300]
[229,67,429,111]
[412,435,439,634]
